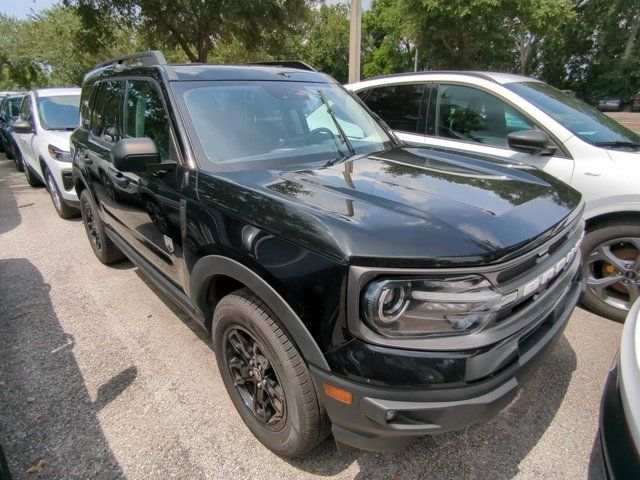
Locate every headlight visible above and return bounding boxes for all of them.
[48,144,72,162]
[361,276,516,337]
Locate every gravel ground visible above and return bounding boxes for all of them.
[0,154,623,479]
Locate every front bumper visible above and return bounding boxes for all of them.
[599,362,640,479]
[312,270,582,452]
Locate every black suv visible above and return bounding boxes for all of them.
[72,51,584,456]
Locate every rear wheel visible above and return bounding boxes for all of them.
[12,149,23,171]
[581,221,640,322]
[24,162,43,187]
[213,288,329,457]
[80,190,124,264]
[46,169,78,219]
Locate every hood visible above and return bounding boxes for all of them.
[607,147,640,164]
[40,129,72,152]
[197,146,582,268]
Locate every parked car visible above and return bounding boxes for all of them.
[631,92,640,112]
[73,51,584,456]
[0,92,26,169]
[598,97,626,112]
[12,88,81,218]
[599,298,640,479]
[347,72,640,322]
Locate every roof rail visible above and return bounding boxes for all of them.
[363,70,500,84]
[246,61,316,72]
[93,50,167,71]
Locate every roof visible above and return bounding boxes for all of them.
[165,64,336,83]
[349,70,543,87]
[34,87,82,97]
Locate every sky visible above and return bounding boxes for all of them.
[0,0,371,19]
[1,0,58,19]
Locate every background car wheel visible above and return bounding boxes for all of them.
[24,163,43,187]
[46,169,78,219]
[213,288,330,458]
[581,220,640,322]
[79,190,124,264]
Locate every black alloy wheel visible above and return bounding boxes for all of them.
[224,326,286,430]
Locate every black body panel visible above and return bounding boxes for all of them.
[71,57,583,452]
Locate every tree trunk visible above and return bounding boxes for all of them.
[623,15,640,60]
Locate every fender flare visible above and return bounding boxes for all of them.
[190,255,330,370]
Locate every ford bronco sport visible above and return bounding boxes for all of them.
[72,51,584,457]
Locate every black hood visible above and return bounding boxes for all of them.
[197,146,582,267]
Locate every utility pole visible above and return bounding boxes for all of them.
[414,46,418,72]
[348,0,362,83]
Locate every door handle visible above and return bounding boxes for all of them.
[584,171,601,177]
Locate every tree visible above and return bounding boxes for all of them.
[503,0,574,75]
[362,0,414,77]
[67,0,312,63]
[400,0,513,70]
[299,2,350,83]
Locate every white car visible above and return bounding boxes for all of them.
[347,72,640,321]
[12,88,82,219]
[599,298,640,478]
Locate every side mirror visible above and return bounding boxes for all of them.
[112,138,162,173]
[12,120,34,134]
[507,130,554,155]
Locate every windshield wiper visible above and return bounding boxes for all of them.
[594,141,640,149]
[316,89,355,158]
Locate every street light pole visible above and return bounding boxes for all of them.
[348,0,362,83]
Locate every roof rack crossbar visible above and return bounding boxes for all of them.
[245,61,316,72]
[93,50,167,71]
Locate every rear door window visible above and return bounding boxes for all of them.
[363,84,426,134]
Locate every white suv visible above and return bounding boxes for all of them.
[347,72,640,322]
[12,88,81,219]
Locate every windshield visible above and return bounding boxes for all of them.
[505,81,640,149]
[36,94,80,130]
[178,81,393,169]
[7,96,23,119]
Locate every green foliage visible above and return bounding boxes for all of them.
[300,3,350,83]
[67,0,311,63]
[0,6,138,88]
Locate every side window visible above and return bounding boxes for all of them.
[79,84,94,129]
[124,80,171,160]
[363,84,426,134]
[435,84,536,147]
[91,80,124,143]
[20,97,34,125]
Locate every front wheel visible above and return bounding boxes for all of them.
[46,169,78,219]
[79,190,124,264]
[581,221,640,321]
[213,288,329,457]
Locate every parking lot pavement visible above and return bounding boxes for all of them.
[0,154,622,480]
[605,111,640,132]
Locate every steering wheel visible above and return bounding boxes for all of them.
[305,127,335,145]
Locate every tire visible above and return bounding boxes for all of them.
[213,288,330,457]
[79,189,124,264]
[46,169,78,219]
[24,162,43,187]
[12,150,23,171]
[581,220,640,322]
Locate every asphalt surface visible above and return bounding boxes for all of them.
[0,154,624,479]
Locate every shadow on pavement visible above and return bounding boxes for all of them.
[0,258,127,479]
[286,335,578,479]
